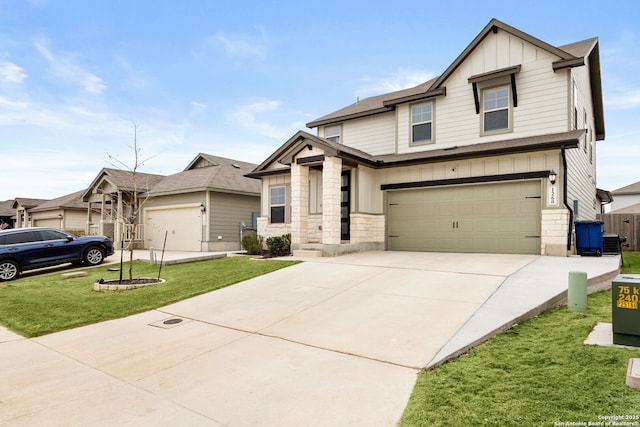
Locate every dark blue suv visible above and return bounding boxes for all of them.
[0,227,114,281]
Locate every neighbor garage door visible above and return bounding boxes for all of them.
[145,206,202,252]
[387,180,541,254]
[33,218,60,228]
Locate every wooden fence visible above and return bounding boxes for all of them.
[597,213,640,251]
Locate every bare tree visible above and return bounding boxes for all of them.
[107,122,156,282]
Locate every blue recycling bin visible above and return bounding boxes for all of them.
[574,221,604,256]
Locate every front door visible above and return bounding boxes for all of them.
[341,170,351,241]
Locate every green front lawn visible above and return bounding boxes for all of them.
[401,252,640,426]
[0,256,298,337]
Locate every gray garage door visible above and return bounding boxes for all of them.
[387,180,541,254]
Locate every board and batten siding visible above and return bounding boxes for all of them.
[356,165,383,214]
[261,174,291,219]
[393,30,571,155]
[317,31,575,159]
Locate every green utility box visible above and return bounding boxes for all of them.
[612,274,640,347]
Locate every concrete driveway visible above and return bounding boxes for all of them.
[0,252,619,426]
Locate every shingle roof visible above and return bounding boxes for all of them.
[12,198,49,209]
[306,79,435,128]
[559,38,598,58]
[611,181,640,195]
[0,200,15,215]
[148,154,260,196]
[30,190,88,212]
[248,129,584,177]
[100,168,166,192]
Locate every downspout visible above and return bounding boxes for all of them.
[561,146,573,251]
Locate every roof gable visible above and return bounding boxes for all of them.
[184,153,221,170]
[12,198,49,209]
[305,18,604,140]
[248,131,377,177]
[82,168,165,201]
[429,18,576,91]
[148,154,260,196]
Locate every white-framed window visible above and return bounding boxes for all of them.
[482,86,510,133]
[325,125,341,143]
[270,186,286,224]
[411,102,433,144]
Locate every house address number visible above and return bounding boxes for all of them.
[617,285,640,310]
[548,184,559,207]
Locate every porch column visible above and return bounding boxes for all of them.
[290,163,309,245]
[86,202,92,235]
[322,156,342,245]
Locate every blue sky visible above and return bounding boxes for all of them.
[1,0,639,201]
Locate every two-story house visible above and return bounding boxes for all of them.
[248,19,605,257]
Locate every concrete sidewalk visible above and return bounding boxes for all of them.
[0,252,620,426]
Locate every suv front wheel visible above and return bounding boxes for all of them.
[0,260,20,281]
[84,247,105,266]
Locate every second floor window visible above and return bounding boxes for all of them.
[483,86,509,132]
[411,103,433,144]
[325,125,341,143]
[270,186,286,224]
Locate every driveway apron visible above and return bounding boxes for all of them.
[0,252,617,426]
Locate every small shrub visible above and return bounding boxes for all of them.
[242,234,264,255]
[266,233,291,257]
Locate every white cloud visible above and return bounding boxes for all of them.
[0,61,27,83]
[210,29,268,58]
[190,101,207,115]
[354,68,437,99]
[228,98,288,139]
[34,40,106,94]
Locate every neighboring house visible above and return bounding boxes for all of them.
[82,168,165,250]
[598,183,640,251]
[249,19,605,257]
[81,154,260,252]
[12,198,49,228]
[0,200,15,228]
[27,190,89,232]
[609,181,640,213]
[143,154,260,252]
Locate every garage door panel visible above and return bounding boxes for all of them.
[387,180,541,254]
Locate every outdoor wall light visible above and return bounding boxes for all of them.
[57,213,63,219]
[549,170,557,185]
[199,203,206,212]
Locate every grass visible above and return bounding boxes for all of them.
[0,256,298,337]
[400,252,640,427]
